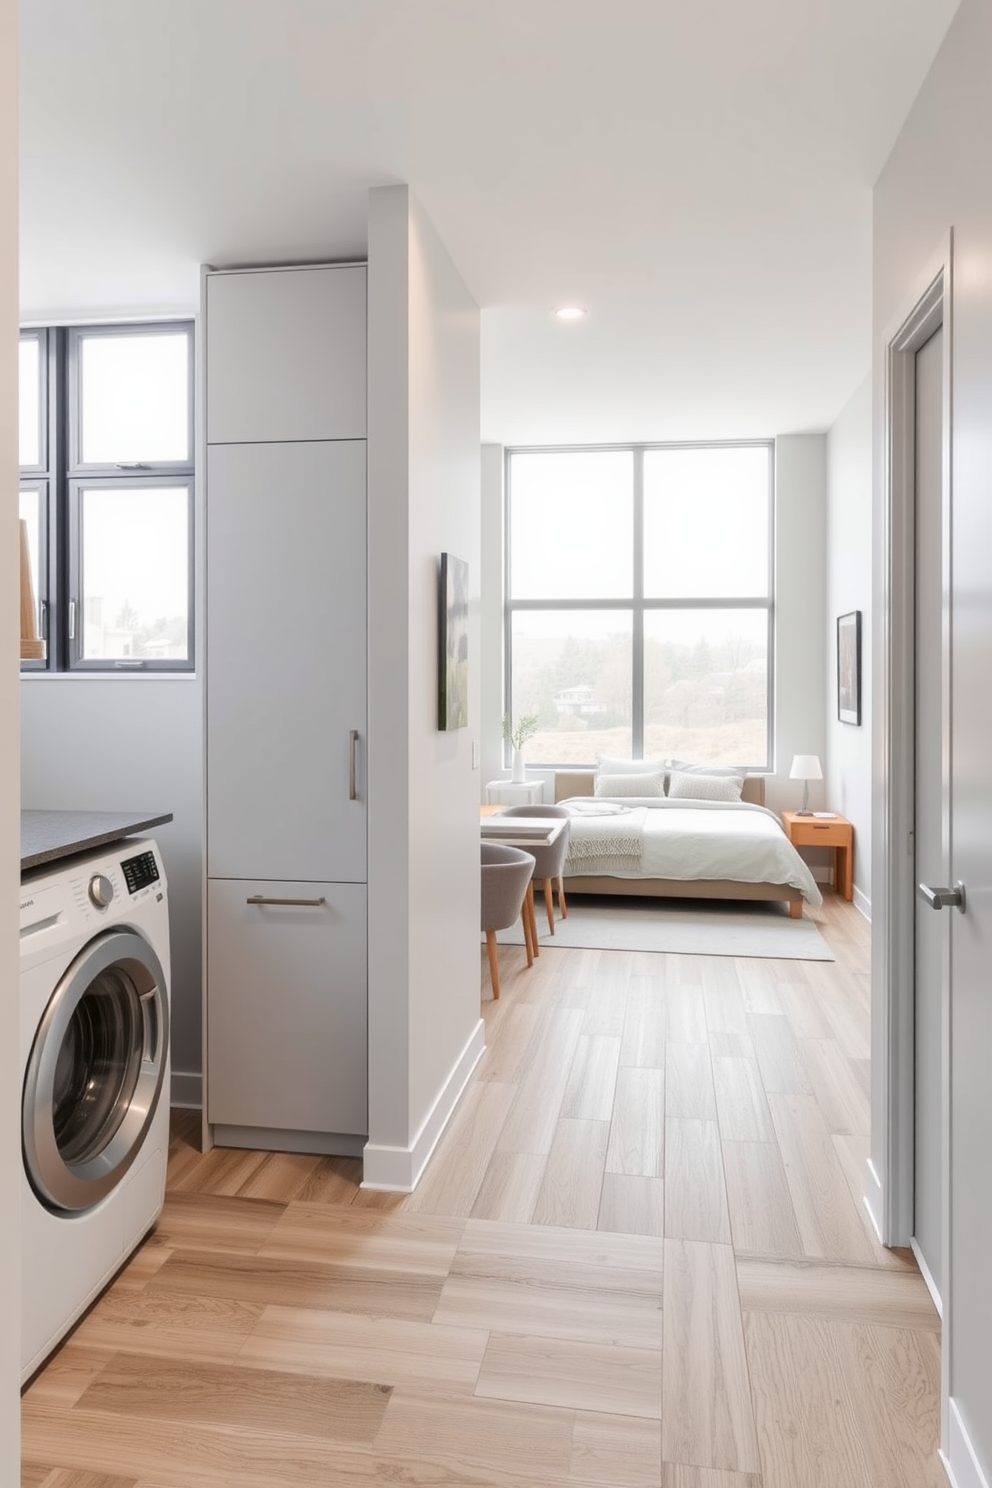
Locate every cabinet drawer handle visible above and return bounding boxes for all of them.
[349,729,359,801]
[246,895,326,907]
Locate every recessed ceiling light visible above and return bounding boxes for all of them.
[555,306,587,321]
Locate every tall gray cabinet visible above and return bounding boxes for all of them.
[203,264,368,1156]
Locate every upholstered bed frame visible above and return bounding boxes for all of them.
[552,770,804,913]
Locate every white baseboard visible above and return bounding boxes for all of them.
[942,1399,991,1488]
[910,1237,942,1318]
[853,884,871,921]
[170,1069,202,1109]
[361,1018,486,1191]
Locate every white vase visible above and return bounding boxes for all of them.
[511,747,526,783]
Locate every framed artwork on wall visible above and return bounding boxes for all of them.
[837,609,862,725]
[438,551,469,730]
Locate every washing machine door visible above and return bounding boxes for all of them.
[23,926,170,1214]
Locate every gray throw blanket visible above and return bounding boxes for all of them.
[563,805,645,874]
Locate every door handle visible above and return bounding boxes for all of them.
[246,896,326,908]
[918,881,966,913]
[348,729,359,801]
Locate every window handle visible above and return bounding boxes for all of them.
[68,598,76,640]
[115,462,149,470]
[349,729,359,801]
[39,598,48,640]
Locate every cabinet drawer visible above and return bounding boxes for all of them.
[206,265,366,444]
[789,820,851,848]
[206,878,367,1138]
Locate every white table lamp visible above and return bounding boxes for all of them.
[789,754,822,815]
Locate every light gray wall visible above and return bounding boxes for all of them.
[481,436,829,825]
[20,677,204,1096]
[825,375,872,910]
[367,184,483,1186]
[2,0,21,1466]
[872,1,992,1481]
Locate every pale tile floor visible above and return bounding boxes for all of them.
[21,892,946,1487]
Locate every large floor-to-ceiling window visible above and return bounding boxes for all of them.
[505,442,774,768]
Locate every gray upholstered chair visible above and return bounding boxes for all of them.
[497,804,571,934]
[480,842,535,999]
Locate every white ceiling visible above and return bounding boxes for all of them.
[19,0,961,445]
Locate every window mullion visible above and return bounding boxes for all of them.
[632,447,644,756]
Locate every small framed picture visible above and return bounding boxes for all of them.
[837,610,862,725]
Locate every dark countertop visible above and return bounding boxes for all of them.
[21,810,174,872]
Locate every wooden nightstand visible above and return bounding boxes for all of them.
[781,811,853,900]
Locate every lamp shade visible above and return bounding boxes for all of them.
[789,754,823,781]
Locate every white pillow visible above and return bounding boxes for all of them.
[595,771,666,798]
[667,758,744,778]
[596,754,666,775]
[667,770,744,802]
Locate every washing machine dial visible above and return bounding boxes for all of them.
[88,873,114,909]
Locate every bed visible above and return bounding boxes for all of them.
[553,768,822,917]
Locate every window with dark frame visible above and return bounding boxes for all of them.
[18,321,195,673]
[504,443,774,770]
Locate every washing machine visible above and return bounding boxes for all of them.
[20,837,171,1384]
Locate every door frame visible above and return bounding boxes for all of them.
[870,231,952,1437]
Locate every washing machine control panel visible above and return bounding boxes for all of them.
[120,849,161,896]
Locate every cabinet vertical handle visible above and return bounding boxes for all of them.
[349,729,359,801]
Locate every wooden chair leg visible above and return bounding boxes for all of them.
[527,882,540,956]
[543,877,556,934]
[558,876,568,919]
[485,929,501,998]
[520,903,534,967]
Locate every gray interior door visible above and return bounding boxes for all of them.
[912,323,946,1302]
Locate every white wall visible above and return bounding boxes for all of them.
[825,375,872,911]
[20,677,204,1100]
[481,436,830,824]
[366,184,483,1189]
[1,0,20,1471]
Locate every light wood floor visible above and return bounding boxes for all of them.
[22,892,946,1487]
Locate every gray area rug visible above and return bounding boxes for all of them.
[498,893,834,961]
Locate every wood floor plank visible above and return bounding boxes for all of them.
[34,1471,138,1488]
[750,1013,812,1095]
[619,975,667,1067]
[665,980,709,1042]
[662,1239,759,1473]
[569,1411,662,1487]
[21,1345,117,1409]
[22,1403,390,1488]
[399,1080,519,1217]
[76,1354,392,1444]
[743,1311,874,1488]
[711,1056,774,1142]
[434,1269,662,1350]
[819,995,871,1060]
[606,1065,665,1177]
[475,1332,662,1418]
[496,1009,587,1157]
[796,1037,870,1137]
[834,1324,946,1488]
[70,1286,265,1365]
[147,1249,445,1321]
[456,1216,665,1277]
[470,1150,548,1223]
[532,1119,609,1230]
[722,1141,804,1259]
[665,1042,717,1119]
[598,1173,665,1238]
[239,1306,488,1391]
[661,1467,761,1488]
[373,1390,575,1482]
[737,1256,940,1331]
[153,1191,285,1254]
[257,1201,464,1274]
[562,1035,621,1122]
[767,1093,877,1264]
[665,1118,731,1243]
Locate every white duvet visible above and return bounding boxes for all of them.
[561,796,823,906]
